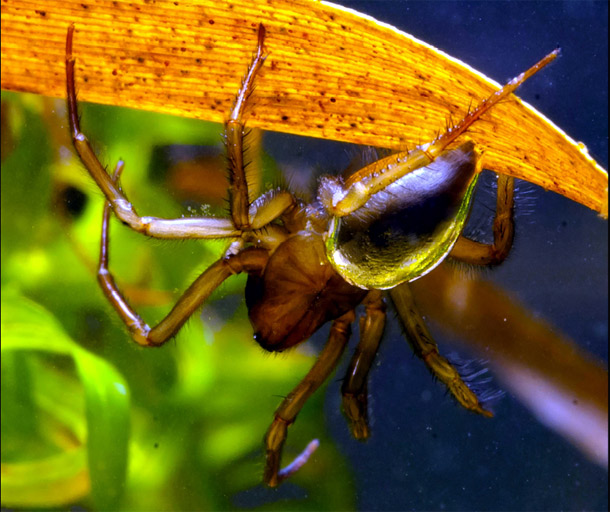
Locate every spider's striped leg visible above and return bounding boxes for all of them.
[390,283,492,417]
[264,311,354,487]
[341,290,386,439]
[224,24,267,230]
[450,174,515,265]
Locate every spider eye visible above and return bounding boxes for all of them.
[325,142,480,289]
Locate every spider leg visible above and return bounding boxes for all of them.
[341,290,386,440]
[390,283,493,417]
[450,174,515,265]
[65,25,240,240]
[320,49,559,217]
[225,24,267,230]
[264,310,354,487]
[97,163,268,346]
[248,191,296,230]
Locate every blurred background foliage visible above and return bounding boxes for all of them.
[1,91,355,510]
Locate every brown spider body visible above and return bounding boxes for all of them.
[246,230,367,351]
[64,22,560,487]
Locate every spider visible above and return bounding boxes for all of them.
[65,23,559,487]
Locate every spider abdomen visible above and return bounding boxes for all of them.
[325,141,481,290]
[246,231,367,352]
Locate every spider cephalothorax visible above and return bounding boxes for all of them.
[65,22,558,486]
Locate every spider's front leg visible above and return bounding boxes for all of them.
[224,24,267,230]
[264,310,354,487]
[319,49,559,218]
[66,24,247,240]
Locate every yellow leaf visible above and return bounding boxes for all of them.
[1,0,606,215]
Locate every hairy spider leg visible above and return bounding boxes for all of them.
[390,283,493,417]
[225,23,267,230]
[450,174,515,265]
[341,290,386,439]
[264,310,355,487]
[323,48,560,217]
[66,24,244,240]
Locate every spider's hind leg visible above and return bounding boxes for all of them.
[390,283,493,417]
[224,24,267,231]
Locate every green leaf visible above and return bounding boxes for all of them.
[1,290,130,510]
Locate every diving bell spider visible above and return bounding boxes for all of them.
[65,23,559,487]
